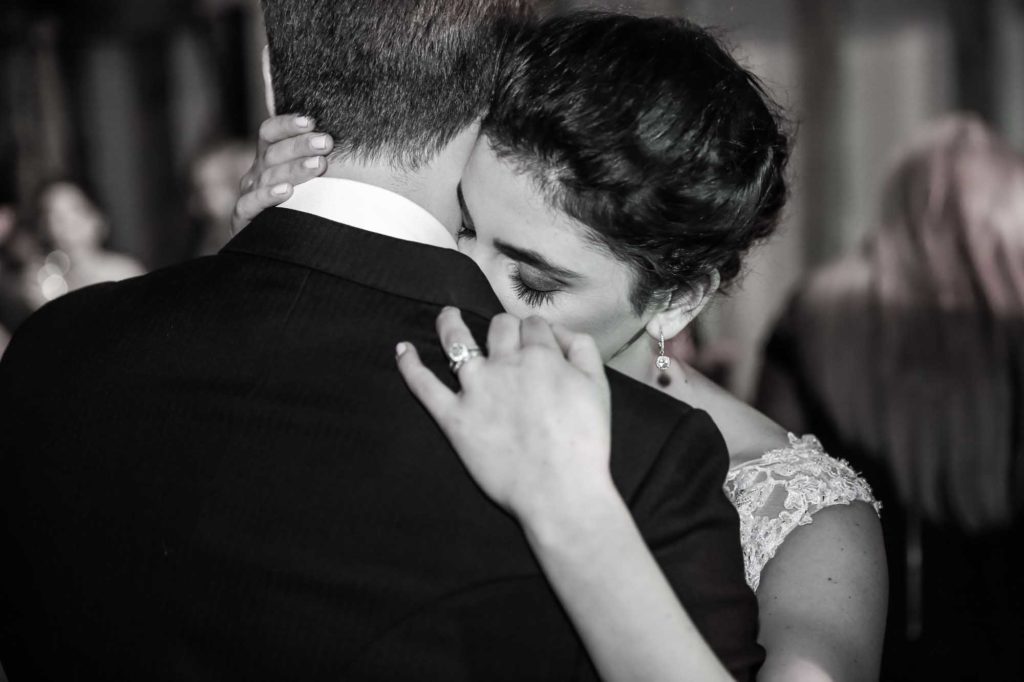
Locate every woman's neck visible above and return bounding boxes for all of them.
[608,339,698,408]
[608,339,790,463]
[606,331,660,379]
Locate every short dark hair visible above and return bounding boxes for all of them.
[483,13,791,313]
[262,0,534,168]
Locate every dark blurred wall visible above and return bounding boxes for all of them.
[0,5,29,204]
[40,0,194,36]
[2,0,257,266]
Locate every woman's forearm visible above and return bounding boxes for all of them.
[396,314,735,680]
[520,485,734,682]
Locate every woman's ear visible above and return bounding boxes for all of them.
[645,270,721,341]
[262,45,277,116]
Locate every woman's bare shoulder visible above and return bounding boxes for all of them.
[755,500,887,682]
[723,433,886,681]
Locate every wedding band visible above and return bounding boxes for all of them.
[447,342,483,374]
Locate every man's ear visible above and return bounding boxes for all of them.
[262,45,276,116]
[645,270,721,341]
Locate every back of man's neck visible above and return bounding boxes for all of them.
[324,163,459,238]
[322,162,416,199]
[318,125,479,238]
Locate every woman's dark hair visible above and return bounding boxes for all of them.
[483,12,791,313]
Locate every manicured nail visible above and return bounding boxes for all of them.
[312,135,329,150]
[395,342,409,358]
[303,157,321,170]
[295,115,311,128]
[271,183,291,196]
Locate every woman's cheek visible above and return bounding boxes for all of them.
[456,238,478,261]
[497,295,535,319]
[474,260,525,316]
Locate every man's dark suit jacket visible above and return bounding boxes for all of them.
[0,207,763,681]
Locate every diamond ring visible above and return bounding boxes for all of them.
[447,342,484,374]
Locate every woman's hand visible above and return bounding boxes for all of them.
[396,307,733,682]
[231,114,334,234]
[396,307,615,529]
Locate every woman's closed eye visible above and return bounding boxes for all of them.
[457,222,476,241]
[509,263,561,307]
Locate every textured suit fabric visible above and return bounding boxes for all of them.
[0,207,762,681]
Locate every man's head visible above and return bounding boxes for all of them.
[261,0,534,169]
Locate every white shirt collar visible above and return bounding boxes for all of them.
[279,177,458,251]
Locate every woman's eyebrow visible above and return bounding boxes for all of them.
[493,240,583,283]
[457,182,582,283]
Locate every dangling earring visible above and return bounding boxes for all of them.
[656,329,672,387]
[656,329,671,371]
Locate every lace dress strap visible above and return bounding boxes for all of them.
[723,434,881,591]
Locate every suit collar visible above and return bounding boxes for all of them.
[279,177,458,252]
[223,208,503,319]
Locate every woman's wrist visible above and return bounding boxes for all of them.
[518,475,630,557]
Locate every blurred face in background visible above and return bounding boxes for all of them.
[192,143,254,228]
[0,205,15,248]
[40,182,105,253]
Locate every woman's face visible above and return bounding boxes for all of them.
[458,137,650,360]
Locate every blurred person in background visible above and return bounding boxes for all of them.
[0,204,16,352]
[757,114,1024,680]
[31,179,145,301]
[239,10,886,681]
[188,139,255,256]
[0,203,41,343]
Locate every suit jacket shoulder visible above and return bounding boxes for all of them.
[0,215,762,680]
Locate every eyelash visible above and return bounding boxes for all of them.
[510,263,558,307]
[459,220,558,307]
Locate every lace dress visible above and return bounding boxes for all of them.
[723,434,881,591]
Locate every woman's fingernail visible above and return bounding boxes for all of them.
[312,135,329,150]
[271,183,291,196]
[395,342,409,358]
[303,157,321,169]
[295,115,311,128]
